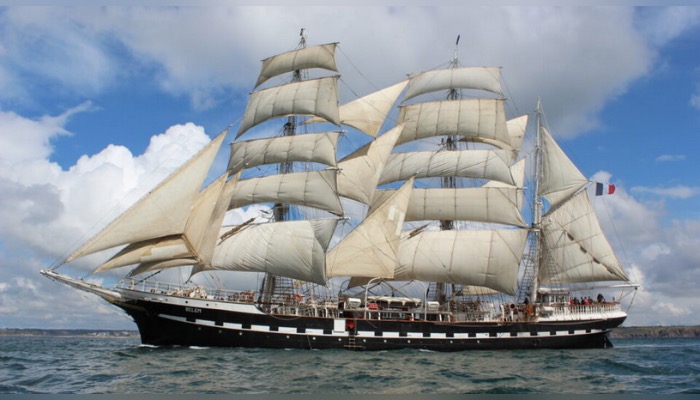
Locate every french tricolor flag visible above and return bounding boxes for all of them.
[595,182,616,196]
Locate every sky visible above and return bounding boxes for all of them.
[1,5,700,329]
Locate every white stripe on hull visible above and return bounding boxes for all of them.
[158,313,605,340]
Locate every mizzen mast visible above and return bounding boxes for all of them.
[528,99,544,303]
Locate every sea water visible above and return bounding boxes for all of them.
[1,335,698,394]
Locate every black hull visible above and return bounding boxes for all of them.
[114,296,625,351]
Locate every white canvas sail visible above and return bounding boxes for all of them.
[306,81,408,137]
[229,169,343,216]
[370,187,526,227]
[378,149,516,186]
[540,190,629,284]
[336,124,403,204]
[237,77,340,138]
[483,159,526,191]
[98,173,239,274]
[128,258,201,277]
[326,178,414,279]
[395,229,529,295]
[404,67,503,100]
[96,237,191,273]
[538,127,589,208]
[479,115,529,161]
[228,131,339,174]
[482,159,527,219]
[506,115,528,155]
[65,129,229,262]
[255,43,338,88]
[209,219,338,285]
[195,173,241,267]
[95,177,221,272]
[396,99,509,147]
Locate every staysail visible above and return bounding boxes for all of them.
[540,190,629,284]
[306,81,408,137]
[127,172,239,277]
[64,128,229,264]
[537,126,589,208]
[95,173,231,273]
[336,124,404,205]
[326,178,414,279]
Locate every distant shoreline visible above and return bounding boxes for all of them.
[2,326,699,339]
[0,328,138,338]
[610,325,700,339]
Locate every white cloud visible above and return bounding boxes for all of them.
[641,243,671,261]
[586,170,700,325]
[631,185,699,199]
[0,7,659,137]
[655,154,686,162]
[636,7,700,116]
[0,9,117,100]
[591,171,661,244]
[0,103,80,164]
[637,6,700,46]
[0,104,212,266]
[692,93,700,110]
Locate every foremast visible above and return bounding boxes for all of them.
[260,29,308,306]
[435,35,462,304]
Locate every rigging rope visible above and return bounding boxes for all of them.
[135,269,162,284]
[625,286,638,313]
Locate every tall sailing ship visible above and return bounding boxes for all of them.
[42,33,638,350]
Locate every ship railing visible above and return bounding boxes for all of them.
[342,307,482,323]
[117,279,258,303]
[272,300,340,318]
[499,301,623,321]
[542,302,622,317]
[351,308,444,322]
[267,293,338,314]
[500,303,538,322]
